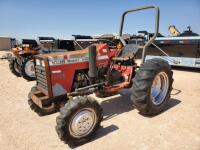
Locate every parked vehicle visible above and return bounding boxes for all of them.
[28,6,173,146]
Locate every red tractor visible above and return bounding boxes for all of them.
[29,6,173,146]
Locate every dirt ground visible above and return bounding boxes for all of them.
[0,51,200,150]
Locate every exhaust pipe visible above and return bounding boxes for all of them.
[88,45,98,83]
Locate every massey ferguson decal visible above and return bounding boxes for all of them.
[66,53,89,64]
[48,53,109,66]
[48,55,65,66]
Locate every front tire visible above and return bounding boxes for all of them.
[56,96,102,146]
[131,58,173,115]
[28,86,56,116]
[9,58,21,77]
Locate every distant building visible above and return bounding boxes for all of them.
[0,37,16,50]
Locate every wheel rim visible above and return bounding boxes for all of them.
[69,108,97,138]
[151,72,169,106]
[25,60,35,77]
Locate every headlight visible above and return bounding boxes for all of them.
[41,60,45,67]
[36,59,40,65]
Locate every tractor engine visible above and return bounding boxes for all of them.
[87,45,123,84]
[72,72,89,90]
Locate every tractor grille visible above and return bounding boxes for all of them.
[35,65,48,91]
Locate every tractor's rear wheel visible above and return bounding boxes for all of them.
[56,96,102,146]
[20,56,35,81]
[9,58,21,77]
[28,86,56,116]
[131,58,173,115]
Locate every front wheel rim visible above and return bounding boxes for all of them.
[69,108,97,138]
[25,60,35,77]
[151,72,169,106]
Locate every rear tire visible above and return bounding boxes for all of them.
[28,86,56,116]
[131,58,173,115]
[9,58,21,77]
[20,56,35,81]
[56,96,102,146]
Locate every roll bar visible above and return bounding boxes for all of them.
[119,5,160,63]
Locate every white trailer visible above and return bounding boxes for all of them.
[145,36,200,68]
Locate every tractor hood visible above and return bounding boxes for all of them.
[33,43,119,97]
[34,43,117,66]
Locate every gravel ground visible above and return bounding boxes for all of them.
[0,51,200,150]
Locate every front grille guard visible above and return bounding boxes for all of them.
[34,56,53,97]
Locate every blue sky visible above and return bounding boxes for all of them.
[0,0,199,39]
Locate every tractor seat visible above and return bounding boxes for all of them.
[112,44,143,62]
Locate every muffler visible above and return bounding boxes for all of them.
[88,45,98,83]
